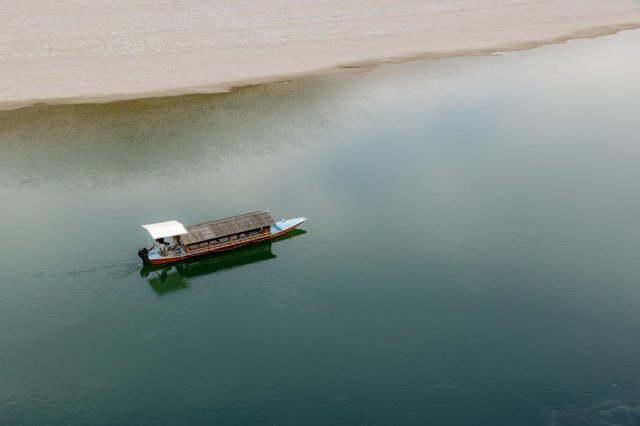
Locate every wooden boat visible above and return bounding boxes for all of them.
[137,210,306,265]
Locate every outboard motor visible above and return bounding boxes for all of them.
[137,247,149,263]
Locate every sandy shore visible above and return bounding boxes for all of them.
[1,0,639,111]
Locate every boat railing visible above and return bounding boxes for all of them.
[186,232,270,254]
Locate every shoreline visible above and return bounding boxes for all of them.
[1,1,639,112]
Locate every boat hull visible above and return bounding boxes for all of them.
[144,217,306,265]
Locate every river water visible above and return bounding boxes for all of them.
[1,31,639,425]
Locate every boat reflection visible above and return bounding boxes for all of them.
[140,229,306,295]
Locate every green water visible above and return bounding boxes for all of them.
[1,31,640,424]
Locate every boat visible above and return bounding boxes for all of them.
[137,210,306,265]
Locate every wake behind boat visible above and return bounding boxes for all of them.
[138,210,306,265]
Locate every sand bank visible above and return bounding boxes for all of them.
[1,0,639,111]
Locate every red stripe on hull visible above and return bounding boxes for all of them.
[147,224,302,266]
[270,223,303,238]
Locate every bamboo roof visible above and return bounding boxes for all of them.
[182,211,274,245]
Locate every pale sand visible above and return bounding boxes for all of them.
[1,0,639,110]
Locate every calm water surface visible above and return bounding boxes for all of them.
[1,31,640,425]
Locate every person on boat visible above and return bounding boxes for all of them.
[165,235,182,251]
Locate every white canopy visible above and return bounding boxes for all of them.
[142,220,188,239]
